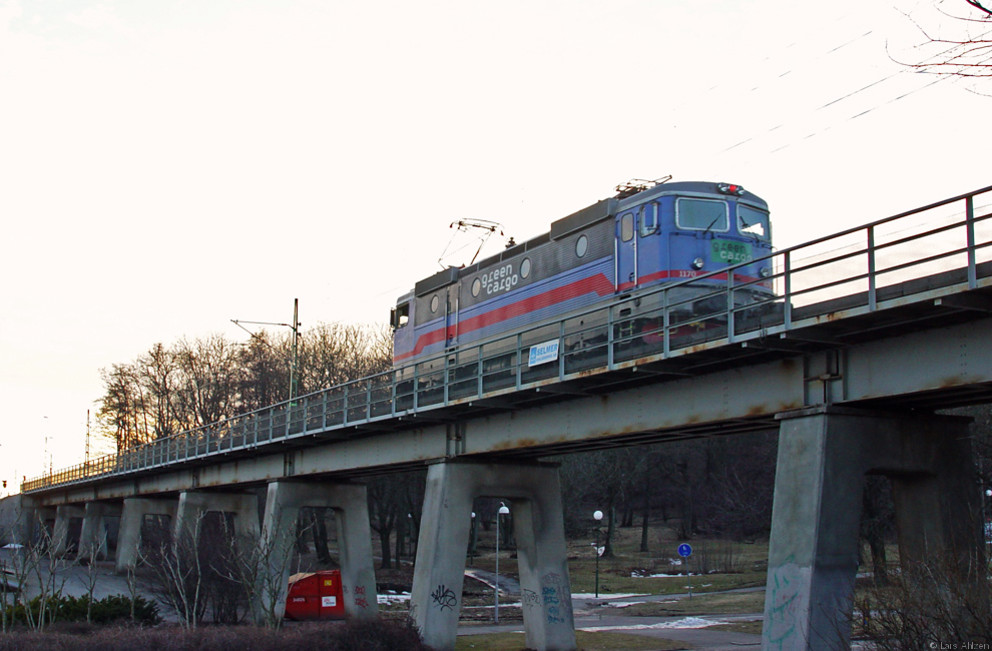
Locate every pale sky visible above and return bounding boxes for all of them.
[2,0,990,489]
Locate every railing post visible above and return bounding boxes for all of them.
[967,195,977,289]
[391,371,398,417]
[413,364,420,411]
[867,225,877,311]
[366,381,372,421]
[784,251,793,328]
[607,305,615,369]
[443,354,450,405]
[477,346,484,398]
[662,288,671,357]
[322,390,329,429]
[302,396,310,435]
[516,333,523,389]
[726,267,736,343]
[343,385,350,426]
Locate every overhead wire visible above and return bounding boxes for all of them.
[683,8,991,160]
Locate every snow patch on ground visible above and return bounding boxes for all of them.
[582,616,725,632]
[377,591,411,604]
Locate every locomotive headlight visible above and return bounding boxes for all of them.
[759,266,772,278]
[717,183,745,196]
[691,257,705,270]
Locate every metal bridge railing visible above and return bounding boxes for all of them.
[23,185,992,494]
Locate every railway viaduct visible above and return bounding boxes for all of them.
[16,185,992,650]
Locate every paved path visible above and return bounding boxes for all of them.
[459,587,765,650]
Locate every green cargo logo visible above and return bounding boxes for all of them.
[711,240,753,264]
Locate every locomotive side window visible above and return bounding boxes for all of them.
[391,303,409,329]
[738,205,771,241]
[620,213,634,242]
[639,202,659,236]
[520,257,532,278]
[430,295,440,313]
[471,278,482,297]
[575,234,588,258]
[676,198,729,232]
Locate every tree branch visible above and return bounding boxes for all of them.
[965,0,992,18]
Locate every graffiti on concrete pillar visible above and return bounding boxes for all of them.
[353,584,369,610]
[540,571,569,626]
[430,584,457,611]
[522,588,540,609]
[764,557,799,649]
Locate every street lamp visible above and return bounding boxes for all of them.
[495,502,510,623]
[469,511,477,565]
[593,510,604,598]
[985,490,992,542]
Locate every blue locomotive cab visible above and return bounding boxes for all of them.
[613,182,772,294]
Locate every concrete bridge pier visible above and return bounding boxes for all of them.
[52,504,85,557]
[173,490,260,543]
[78,502,121,560]
[762,407,982,650]
[21,505,56,548]
[257,480,378,621]
[116,497,178,573]
[411,460,575,651]
[9,501,42,548]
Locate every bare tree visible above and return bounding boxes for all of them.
[141,513,207,629]
[297,322,392,393]
[214,517,312,630]
[96,322,393,455]
[368,476,401,570]
[901,0,992,80]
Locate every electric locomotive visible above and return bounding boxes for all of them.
[390,179,773,390]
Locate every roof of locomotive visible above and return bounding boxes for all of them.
[411,181,768,298]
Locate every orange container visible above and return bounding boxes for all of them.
[284,570,346,620]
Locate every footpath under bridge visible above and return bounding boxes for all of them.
[20,184,992,651]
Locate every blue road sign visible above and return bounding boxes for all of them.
[678,543,692,558]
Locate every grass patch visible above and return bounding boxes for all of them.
[708,619,764,636]
[569,566,767,596]
[456,629,687,650]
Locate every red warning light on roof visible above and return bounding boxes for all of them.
[717,183,745,196]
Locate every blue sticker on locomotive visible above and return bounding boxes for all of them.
[711,240,753,264]
[528,340,560,367]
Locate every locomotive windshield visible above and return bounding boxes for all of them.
[738,205,771,241]
[676,198,729,232]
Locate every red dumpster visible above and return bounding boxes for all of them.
[284,570,346,620]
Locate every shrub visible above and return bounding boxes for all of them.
[0,617,432,651]
[855,553,991,649]
[3,594,159,628]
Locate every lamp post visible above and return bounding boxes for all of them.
[986,490,992,542]
[469,511,477,565]
[593,510,604,598]
[495,502,509,623]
